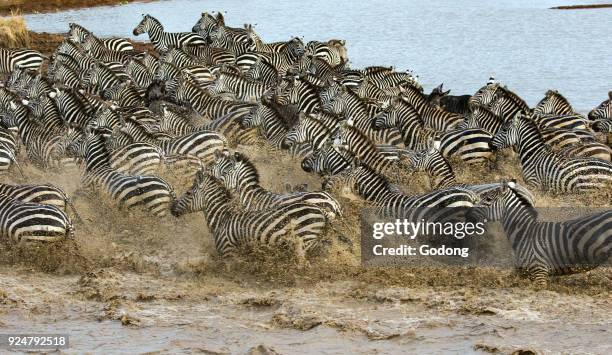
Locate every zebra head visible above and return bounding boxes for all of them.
[171,170,207,216]
[471,180,537,223]
[239,102,266,129]
[302,141,352,175]
[469,83,500,109]
[65,131,88,159]
[372,97,400,130]
[588,92,612,121]
[68,23,90,43]
[209,149,235,181]
[283,112,312,148]
[171,170,225,217]
[133,14,158,36]
[192,12,219,39]
[492,114,522,149]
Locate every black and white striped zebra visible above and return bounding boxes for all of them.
[398,84,463,131]
[305,40,348,67]
[245,56,279,87]
[323,87,404,146]
[119,119,227,165]
[323,164,480,219]
[171,170,328,261]
[301,142,352,176]
[3,100,67,168]
[133,14,206,53]
[208,72,269,102]
[0,193,74,244]
[125,58,155,89]
[0,183,73,214]
[240,100,312,157]
[48,88,92,128]
[168,77,254,120]
[0,48,45,73]
[283,113,333,150]
[588,92,611,121]
[492,114,612,192]
[533,90,575,116]
[68,23,134,52]
[67,132,174,216]
[475,181,612,287]
[210,150,341,218]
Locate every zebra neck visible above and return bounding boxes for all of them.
[499,204,536,247]
[515,122,550,162]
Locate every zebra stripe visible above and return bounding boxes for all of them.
[0,48,45,73]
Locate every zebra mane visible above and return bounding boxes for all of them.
[499,86,530,111]
[545,89,571,107]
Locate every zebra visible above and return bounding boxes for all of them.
[81,33,132,63]
[3,100,67,168]
[323,86,404,146]
[133,14,206,53]
[84,62,127,96]
[208,72,270,102]
[322,163,480,220]
[284,112,333,150]
[171,171,328,263]
[245,56,279,87]
[236,38,304,74]
[240,99,312,157]
[533,90,575,116]
[588,92,611,120]
[475,180,612,287]
[66,132,174,216]
[275,74,324,114]
[68,23,134,52]
[0,183,74,214]
[301,142,353,176]
[332,120,403,176]
[191,12,221,42]
[168,77,254,120]
[305,40,348,67]
[0,48,45,73]
[48,88,92,128]
[47,62,81,89]
[462,106,503,135]
[102,83,144,108]
[125,58,155,89]
[407,140,458,190]
[108,141,164,176]
[0,193,74,244]
[245,25,300,53]
[119,119,227,165]
[427,83,471,115]
[183,45,236,66]
[210,150,342,218]
[171,170,328,262]
[398,84,463,131]
[492,114,612,192]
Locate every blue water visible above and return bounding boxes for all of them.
[23,0,612,112]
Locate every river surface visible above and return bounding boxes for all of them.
[23,0,612,112]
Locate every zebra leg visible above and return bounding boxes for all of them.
[530,266,550,288]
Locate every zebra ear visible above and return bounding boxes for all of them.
[608,91,612,100]
[48,89,58,99]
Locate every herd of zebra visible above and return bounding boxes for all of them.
[0,12,610,285]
